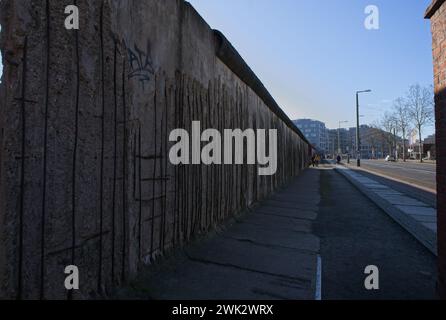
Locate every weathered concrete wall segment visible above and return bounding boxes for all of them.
[0,0,310,299]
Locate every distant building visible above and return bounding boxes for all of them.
[326,128,350,156]
[409,134,436,160]
[294,119,397,159]
[332,125,392,159]
[424,134,436,160]
[293,119,328,153]
[326,129,337,156]
[357,125,396,159]
[424,134,436,144]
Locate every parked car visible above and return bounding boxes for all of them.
[385,155,396,162]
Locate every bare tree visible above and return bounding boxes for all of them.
[380,112,398,157]
[370,121,390,158]
[365,126,384,159]
[393,97,410,161]
[406,84,434,163]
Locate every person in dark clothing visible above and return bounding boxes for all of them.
[315,154,320,167]
[336,155,341,164]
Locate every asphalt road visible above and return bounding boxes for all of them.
[359,160,436,191]
[314,166,437,299]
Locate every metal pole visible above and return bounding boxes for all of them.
[338,124,341,155]
[356,93,360,167]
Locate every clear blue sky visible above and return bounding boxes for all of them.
[188,0,435,136]
[0,1,435,135]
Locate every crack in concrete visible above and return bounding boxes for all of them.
[220,235,318,255]
[253,210,316,221]
[184,251,311,287]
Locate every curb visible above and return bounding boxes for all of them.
[334,167,437,256]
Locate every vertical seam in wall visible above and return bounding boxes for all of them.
[17,36,28,300]
[194,83,199,233]
[98,0,105,293]
[121,58,127,283]
[185,80,190,238]
[68,0,81,300]
[158,81,166,253]
[111,42,118,284]
[204,81,211,230]
[207,81,212,228]
[162,83,168,252]
[172,74,179,247]
[198,88,204,232]
[150,76,157,257]
[40,0,50,300]
[138,124,142,258]
[180,77,185,240]
[189,83,195,235]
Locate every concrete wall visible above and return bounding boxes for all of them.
[426,0,446,299]
[0,0,310,299]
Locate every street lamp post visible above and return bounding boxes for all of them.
[356,90,371,167]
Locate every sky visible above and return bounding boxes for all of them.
[0,1,435,136]
[187,0,435,136]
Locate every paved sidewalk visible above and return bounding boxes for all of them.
[335,165,437,255]
[117,169,321,300]
[315,165,437,299]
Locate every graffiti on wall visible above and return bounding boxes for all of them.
[126,39,155,89]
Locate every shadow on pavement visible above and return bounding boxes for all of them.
[314,165,437,299]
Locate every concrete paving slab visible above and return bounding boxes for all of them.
[373,190,404,196]
[363,183,389,189]
[269,195,320,205]
[253,205,299,215]
[238,213,313,233]
[273,188,319,196]
[354,177,375,183]
[262,199,317,210]
[116,169,322,300]
[185,236,318,281]
[379,195,428,207]
[423,223,437,232]
[395,205,436,216]
[223,221,320,253]
[410,214,437,223]
[139,256,314,300]
[253,206,318,220]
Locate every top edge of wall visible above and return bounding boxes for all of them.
[425,0,445,18]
